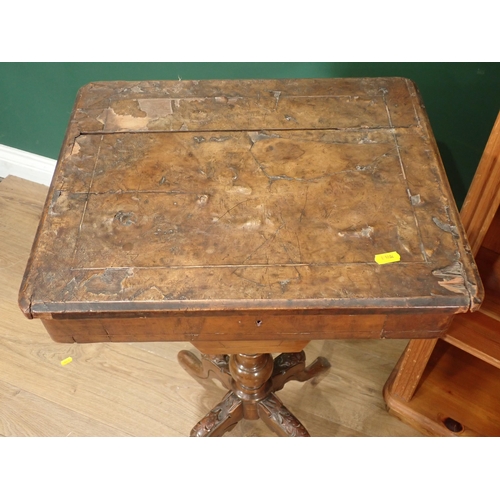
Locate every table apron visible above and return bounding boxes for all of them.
[41,312,454,344]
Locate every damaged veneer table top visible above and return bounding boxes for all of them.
[20,78,482,346]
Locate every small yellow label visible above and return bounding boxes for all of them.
[61,357,73,366]
[375,251,401,265]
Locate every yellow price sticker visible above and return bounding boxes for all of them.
[61,357,73,366]
[374,251,401,265]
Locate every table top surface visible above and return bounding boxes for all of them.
[20,78,483,319]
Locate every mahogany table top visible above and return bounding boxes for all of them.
[19,78,482,344]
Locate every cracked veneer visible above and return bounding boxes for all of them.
[432,261,481,311]
[432,216,459,237]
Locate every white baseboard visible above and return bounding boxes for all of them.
[0,144,56,186]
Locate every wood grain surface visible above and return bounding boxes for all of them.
[19,78,482,328]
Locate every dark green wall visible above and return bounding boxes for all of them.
[1,62,499,206]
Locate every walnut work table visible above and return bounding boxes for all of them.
[19,78,482,437]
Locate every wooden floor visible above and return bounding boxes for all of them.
[0,175,422,437]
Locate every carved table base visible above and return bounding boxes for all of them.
[177,350,331,437]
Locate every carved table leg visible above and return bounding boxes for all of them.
[271,351,331,392]
[258,393,310,437]
[180,348,331,436]
[191,391,243,437]
[177,350,232,390]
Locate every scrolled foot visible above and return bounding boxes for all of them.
[258,393,310,437]
[190,391,243,437]
[298,356,331,386]
[271,351,331,391]
[273,351,307,375]
[178,350,232,390]
[178,350,206,378]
